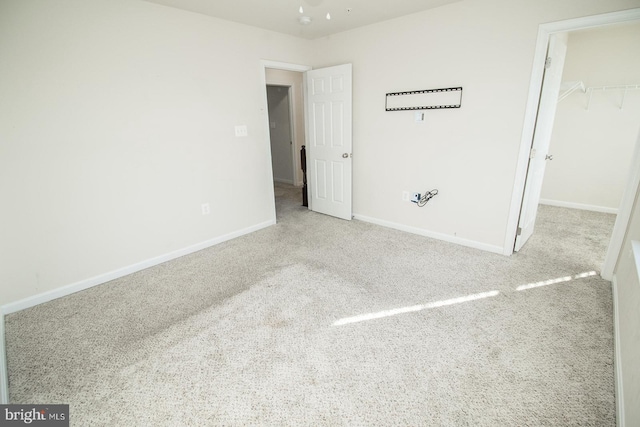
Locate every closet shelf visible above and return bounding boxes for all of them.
[586,84,640,110]
[558,82,640,110]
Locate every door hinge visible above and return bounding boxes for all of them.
[545,57,552,69]
[517,227,523,236]
[529,148,536,159]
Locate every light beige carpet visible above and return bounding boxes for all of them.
[5,184,617,426]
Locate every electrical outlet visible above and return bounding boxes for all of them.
[201,203,210,215]
[234,125,248,137]
[402,191,410,202]
[411,192,421,203]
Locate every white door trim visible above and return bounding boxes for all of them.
[263,64,308,187]
[286,85,298,186]
[259,61,312,215]
[266,84,296,185]
[602,131,640,280]
[0,311,7,404]
[504,8,640,256]
[260,60,311,73]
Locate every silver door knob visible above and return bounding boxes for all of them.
[342,153,349,158]
[545,154,554,161]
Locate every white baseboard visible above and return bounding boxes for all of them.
[0,314,7,404]
[612,275,625,427]
[353,214,504,255]
[1,220,275,316]
[539,199,618,214]
[0,219,275,405]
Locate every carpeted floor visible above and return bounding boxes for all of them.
[5,183,617,426]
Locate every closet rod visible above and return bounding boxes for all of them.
[586,84,640,110]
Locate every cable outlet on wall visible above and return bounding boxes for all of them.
[402,191,410,202]
[201,203,211,215]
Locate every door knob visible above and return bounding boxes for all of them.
[342,153,349,158]
[545,154,554,161]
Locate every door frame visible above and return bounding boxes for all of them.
[266,84,296,185]
[259,60,312,216]
[504,8,640,257]
[602,131,640,279]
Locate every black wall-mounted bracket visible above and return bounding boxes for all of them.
[385,86,463,111]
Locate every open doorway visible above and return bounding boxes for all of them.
[539,23,640,216]
[261,61,311,217]
[261,61,354,221]
[514,22,640,270]
[534,23,640,268]
[266,85,295,185]
[505,8,640,275]
[265,68,306,188]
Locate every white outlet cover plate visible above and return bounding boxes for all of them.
[235,125,248,137]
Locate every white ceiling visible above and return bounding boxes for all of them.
[144,0,463,39]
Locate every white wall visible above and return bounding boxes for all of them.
[541,23,640,212]
[613,183,640,426]
[310,0,640,251]
[265,69,305,186]
[2,0,637,307]
[0,0,310,307]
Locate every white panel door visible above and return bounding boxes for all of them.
[305,64,352,220]
[515,33,568,251]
